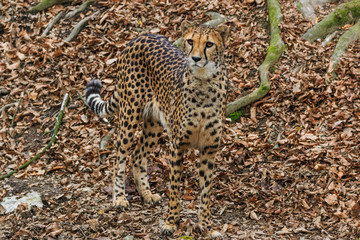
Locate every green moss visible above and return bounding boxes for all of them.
[228,110,243,122]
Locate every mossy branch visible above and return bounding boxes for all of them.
[302,0,360,42]
[226,0,285,115]
[29,0,72,14]
[0,93,70,181]
[65,11,99,42]
[174,12,228,49]
[329,19,360,72]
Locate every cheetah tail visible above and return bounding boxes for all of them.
[85,79,119,118]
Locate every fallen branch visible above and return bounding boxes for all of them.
[174,12,228,49]
[42,11,64,36]
[9,97,23,129]
[65,0,97,18]
[65,11,99,42]
[329,19,360,72]
[302,0,360,42]
[29,0,72,14]
[226,0,285,115]
[0,93,70,181]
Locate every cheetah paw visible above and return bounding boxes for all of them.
[113,196,130,210]
[143,193,161,205]
[161,223,177,235]
[194,224,222,239]
[209,230,223,239]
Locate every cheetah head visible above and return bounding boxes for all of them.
[181,20,229,79]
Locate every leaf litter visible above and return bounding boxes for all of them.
[0,0,360,239]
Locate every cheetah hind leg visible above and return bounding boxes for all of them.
[133,118,162,205]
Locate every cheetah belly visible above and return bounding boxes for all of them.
[186,118,220,151]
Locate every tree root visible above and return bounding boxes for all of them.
[29,0,72,14]
[65,11,99,42]
[329,19,360,73]
[65,0,97,18]
[302,0,360,42]
[42,11,64,36]
[295,0,333,23]
[226,0,285,115]
[0,93,70,181]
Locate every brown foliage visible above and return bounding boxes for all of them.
[0,0,359,239]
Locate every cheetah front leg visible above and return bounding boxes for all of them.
[161,143,184,235]
[133,118,162,205]
[197,146,222,239]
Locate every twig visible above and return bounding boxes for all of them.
[42,11,64,36]
[0,103,16,115]
[65,0,97,18]
[226,0,285,115]
[9,97,23,129]
[77,90,89,109]
[0,93,70,181]
[65,11,99,42]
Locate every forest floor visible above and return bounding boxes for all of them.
[1,0,359,239]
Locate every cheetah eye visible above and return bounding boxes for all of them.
[187,39,193,45]
[206,42,214,48]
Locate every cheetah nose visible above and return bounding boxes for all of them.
[191,56,201,62]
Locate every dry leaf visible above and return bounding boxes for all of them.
[324,194,338,206]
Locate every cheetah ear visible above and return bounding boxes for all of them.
[215,25,229,42]
[181,20,193,35]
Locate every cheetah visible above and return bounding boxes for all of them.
[85,21,229,238]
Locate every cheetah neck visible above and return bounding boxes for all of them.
[181,64,227,111]
[183,64,226,89]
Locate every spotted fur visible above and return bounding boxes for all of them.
[85,21,229,238]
